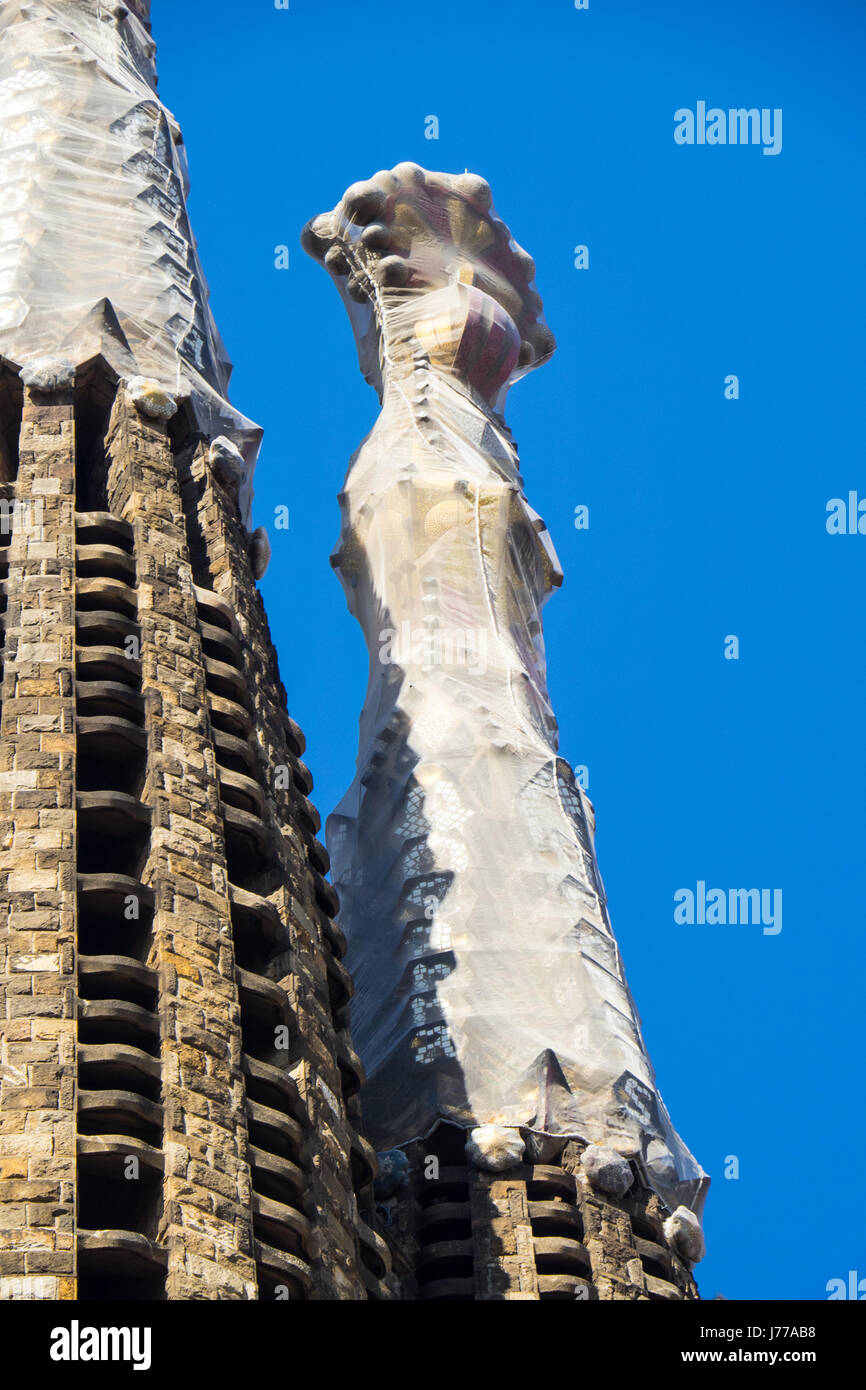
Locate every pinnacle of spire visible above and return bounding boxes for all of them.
[0,0,262,521]
[301,164,556,399]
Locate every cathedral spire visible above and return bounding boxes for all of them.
[0,0,259,516]
[304,163,707,1293]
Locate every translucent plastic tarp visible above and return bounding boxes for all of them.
[0,0,259,515]
[304,164,707,1218]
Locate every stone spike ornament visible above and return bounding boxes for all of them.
[303,164,708,1220]
[0,0,260,516]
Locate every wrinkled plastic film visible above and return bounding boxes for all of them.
[304,164,707,1218]
[0,0,259,514]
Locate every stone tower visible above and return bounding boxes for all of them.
[302,166,708,1300]
[0,0,389,1301]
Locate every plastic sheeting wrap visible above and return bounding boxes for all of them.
[303,164,707,1218]
[0,0,259,514]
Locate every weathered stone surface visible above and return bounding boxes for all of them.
[0,387,78,1297]
[125,377,178,421]
[177,434,377,1299]
[581,1143,635,1199]
[19,359,75,394]
[374,1149,410,1200]
[0,370,386,1302]
[664,1205,706,1264]
[208,437,244,493]
[248,527,271,580]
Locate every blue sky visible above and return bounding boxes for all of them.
[153,0,865,1300]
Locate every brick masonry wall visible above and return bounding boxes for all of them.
[178,440,375,1299]
[0,375,386,1301]
[103,391,257,1300]
[0,385,78,1300]
[379,1132,699,1301]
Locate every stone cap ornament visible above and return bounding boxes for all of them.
[19,357,76,393]
[125,376,177,421]
[580,1143,635,1200]
[373,1149,411,1201]
[208,435,244,493]
[663,1206,706,1264]
[249,526,271,581]
[301,163,555,408]
[465,1125,526,1172]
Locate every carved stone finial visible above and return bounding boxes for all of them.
[580,1143,634,1199]
[373,1149,411,1200]
[466,1125,525,1172]
[663,1206,706,1264]
[208,435,244,492]
[249,526,271,580]
[302,164,555,403]
[126,376,177,420]
[20,357,75,393]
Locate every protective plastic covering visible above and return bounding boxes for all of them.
[0,0,259,515]
[303,164,707,1219]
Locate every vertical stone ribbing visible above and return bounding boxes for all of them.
[103,391,256,1300]
[178,442,372,1300]
[469,1172,539,1300]
[575,1195,647,1300]
[0,385,77,1299]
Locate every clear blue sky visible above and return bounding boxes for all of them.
[153,0,865,1300]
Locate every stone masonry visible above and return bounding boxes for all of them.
[0,381,78,1301]
[0,367,391,1300]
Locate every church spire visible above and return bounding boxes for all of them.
[304,163,707,1293]
[0,0,259,516]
